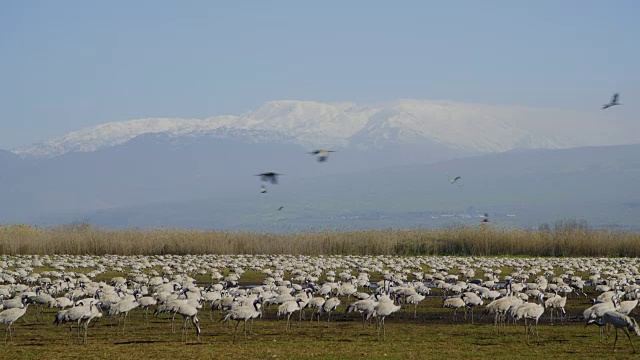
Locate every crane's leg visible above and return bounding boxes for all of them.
[77,319,82,340]
[233,320,240,344]
[414,304,418,319]
[122,312,128,333]
[244,319,248,340]
[471,307,474,324]
[84,319,89,344]
[181,317,186,342]
[382,317,386,337]
[622,328,635,353]
[612,328,619,351]
[502,313,507,336]
[4,325,8,344]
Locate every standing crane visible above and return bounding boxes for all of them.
[545,294,567,324]
[277,298,303,331]
[515,293,545,344]
[0,297,30,343]
[374,293,401,338]
[174,303,201,342]
[220,298,262,342]
[317,297,340,327]
[587,311,640,353]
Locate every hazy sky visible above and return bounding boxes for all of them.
[1,0,638,149]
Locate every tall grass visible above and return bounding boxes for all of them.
[0,224,638,257]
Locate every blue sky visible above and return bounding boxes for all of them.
[1,0,638,149]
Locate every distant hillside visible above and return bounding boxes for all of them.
[0,132,468,223]
[18,143,636,232]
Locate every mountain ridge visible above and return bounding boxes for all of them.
[12,99,635,159]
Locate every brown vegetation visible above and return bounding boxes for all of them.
[1,223,638,257]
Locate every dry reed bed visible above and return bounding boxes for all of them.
[1,224,639,257]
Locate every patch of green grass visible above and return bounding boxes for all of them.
[1,292,637,360]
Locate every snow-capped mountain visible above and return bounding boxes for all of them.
[12,99,635,158]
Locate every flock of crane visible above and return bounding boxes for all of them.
[0,254,639,352]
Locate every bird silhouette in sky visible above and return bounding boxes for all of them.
[308,149,336,162]
[256,172,281,184]
[602,93,621,109]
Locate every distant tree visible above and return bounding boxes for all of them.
[58,219,92,232]
[553,218,589,232]
[538,223,551,232]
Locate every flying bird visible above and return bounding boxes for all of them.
[260,185,267,194]
[256,172,281,184]
[448,175,463,186]
[602,93,621,109]
[308,150,336,162]
[277,206,284,211]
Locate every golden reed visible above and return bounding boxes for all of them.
[0,224,638,257]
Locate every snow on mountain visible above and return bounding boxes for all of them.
[12,99,635,158]
[13,116,237,158]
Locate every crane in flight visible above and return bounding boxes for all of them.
[256,172,281,184]
[308,149,336,162]
[448,175,463,187]
[602,93,621,109]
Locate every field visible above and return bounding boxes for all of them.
[1,306,632,360]
[1,253,639,360]
[1,227,640,359]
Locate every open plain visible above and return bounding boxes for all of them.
[0,247,639,359]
